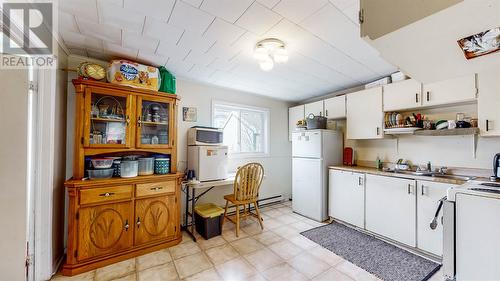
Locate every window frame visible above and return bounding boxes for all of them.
[211,100,270,158]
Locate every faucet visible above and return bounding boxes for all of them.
[437,166,448,175]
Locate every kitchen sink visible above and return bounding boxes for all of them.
[432,174,476,181]
[384,169,434,176]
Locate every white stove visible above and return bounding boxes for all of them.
[443,180,500,280]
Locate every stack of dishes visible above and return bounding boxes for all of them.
[87,158,114,179]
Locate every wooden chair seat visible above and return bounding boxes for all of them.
[222,163,264,237]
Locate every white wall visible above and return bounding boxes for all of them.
[0,68,29,281]
[176,79,292,206]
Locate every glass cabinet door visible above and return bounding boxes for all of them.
[84,88,132,148]
[136,97,171,148]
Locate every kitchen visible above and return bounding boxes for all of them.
[0,1,499,281]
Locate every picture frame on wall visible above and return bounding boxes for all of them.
[183,107,197,122]
[457,27,500,59]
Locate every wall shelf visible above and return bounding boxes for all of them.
[413,127,479,136]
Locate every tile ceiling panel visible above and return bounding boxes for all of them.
[200,0,254,23]
[168,1,215,34]
[236,2,282,35]
[273,0,328,24]
[58,0,396,101]
[123,0,175,21]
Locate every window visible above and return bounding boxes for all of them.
[212,101,270,156]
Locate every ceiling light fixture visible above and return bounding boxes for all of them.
[253,38,288,71]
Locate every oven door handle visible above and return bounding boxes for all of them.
[430,196,447,230]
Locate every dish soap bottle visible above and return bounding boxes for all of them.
[376,156,383,170]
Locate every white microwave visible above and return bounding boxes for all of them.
[188,126,223,146]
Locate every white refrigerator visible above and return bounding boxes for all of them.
[292,130,343,221]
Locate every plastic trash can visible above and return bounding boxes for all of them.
[194,203,225,239]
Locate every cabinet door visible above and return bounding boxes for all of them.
[456,194,500,280]
[77,201,134,261]
[304,101,324,117]
[135,195,178,245]
[478,70,500,136]
[84,87,133,148]
[346,87,384,139]
[288,105,304,141]
[328,170,364,228]
[383,79,422,111]
[365,174,416,246]
[324,96,346,119]
[422,74,476,107]
[416,180,450,256]
[136,96,173,148]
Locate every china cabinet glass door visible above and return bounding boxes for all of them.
[136,97,171,148]
[84,88,132,148]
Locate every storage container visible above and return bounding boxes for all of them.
[120,160,138,178]
[87,168,114,179]
[107,60,160,90]
[194,203,224,239]
[154,158,170,174]
[306,114,327,130]
[138,157,154,175]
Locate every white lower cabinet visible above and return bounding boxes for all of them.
[328,170,365,228]
[365,174,416,247]
[416,180,450,256]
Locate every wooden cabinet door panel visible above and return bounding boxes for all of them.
[304,101,324,117]
[383,79,422,111]
[289,105,304,141]
[346,87,384,139]
[422,74,476,107]
[77,202,134,261]
[135,196,178,245]
[324,95,346,119]
[328,170,365,228]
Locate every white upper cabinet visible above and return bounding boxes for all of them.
[288,105,304,141]
[422,74,477,107]
[383,79,422,111]
[304,100,324,118]
[416,180,450,256]
[346,87,384,139]
[478,70,500,136]
[324,95,346,119]
[365,174,417,247]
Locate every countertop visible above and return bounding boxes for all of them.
[328,165,471,185]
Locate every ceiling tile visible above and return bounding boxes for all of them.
[208,57,237,72]
[124,0,175,21]
[137,50,169,66]
[156,40,190,59]
[103,42,138,60]
[169,1,215,34]
[76,18,122,44]
[181,0,203,8]
[257,0,281,9]
[206,41,241,60]
[328,0,357,11]
[177,31,216,53]
[142,17,183,43]
[200,0,254,23]
[203,18,245,44]
[189,65,217,78]
[60,0,98,22]
[342,1,360,25]
[98,1,146,32]
[61,31,103,51]
[236,2,282,35]
[59,11,79,33]
[273,0,328,24]
[184,50,217,66]
[87,50,112,61]
[165,59,194,76]
[122,31,159,53]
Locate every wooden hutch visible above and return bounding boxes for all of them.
[62,79,183,275]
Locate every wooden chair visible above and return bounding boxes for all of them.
[222,163,264,237]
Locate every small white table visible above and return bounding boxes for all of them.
[181,174,236,241]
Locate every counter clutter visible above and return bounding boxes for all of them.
[86,155,170,179]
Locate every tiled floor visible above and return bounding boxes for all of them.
[51,202,443,281]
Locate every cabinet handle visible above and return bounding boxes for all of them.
[421,185,425,196]
[415,93,419,103]
[126,115,130,126]
[486,119,490,131]
[376,127,380,135]
[150,187,164,191]
[426,91,430,101]
[407,184,411,194]
[325,110,328,117]
[138,116,142,127]
[136,217,141,228]
[124,220,130,231]
[358,177,363,186]
[99,192,115,197]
